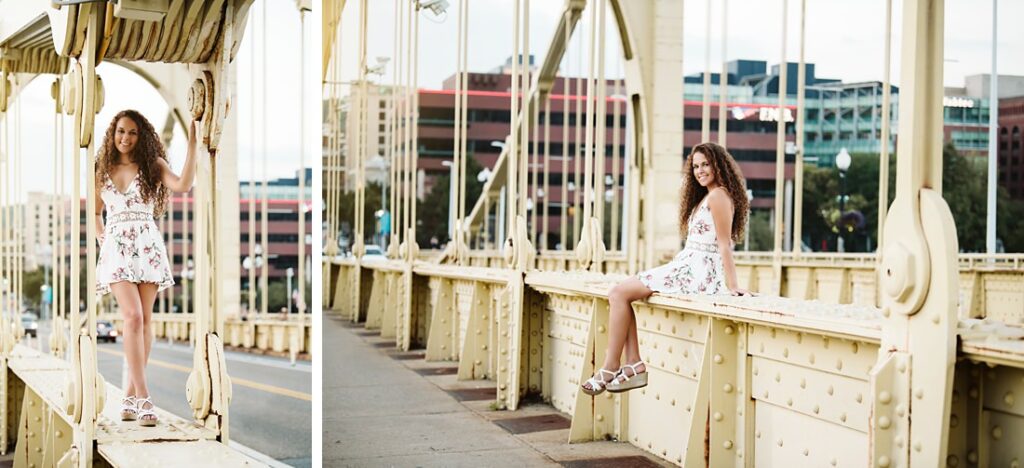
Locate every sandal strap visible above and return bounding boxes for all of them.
[614,362,645,384]
[584,368,619,390]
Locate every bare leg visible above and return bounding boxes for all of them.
[138,283,159,365]
[603,278,652,370]
[111,282,149,399]
[582,277,652,392]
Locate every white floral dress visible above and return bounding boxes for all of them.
[637,196,729,295]
[96,173,175,296]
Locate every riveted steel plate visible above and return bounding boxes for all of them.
[982,366,1024,418]
[751,356,870,432]
[749,325,877,381]
[493,413,571,434]
[626,368,696,465]
[753,399,867,466]
[985,408,1024,466]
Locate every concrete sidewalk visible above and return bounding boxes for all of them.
[323,314,671,468]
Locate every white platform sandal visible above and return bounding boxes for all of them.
[581,368,619,396]
[606,361,648,393]
[120,396,137,421]
[136,397,158,427]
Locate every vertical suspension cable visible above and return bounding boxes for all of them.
[403,0,413,248]
[1,109,7,331]
[452,0,464,248]
[542,97,550,251]
[572,23,583,247]
[299,7,308,313]
[772,0,789,288]
[560,9,569,251]
[581,0,596,246]
[410,0,420,246]
[701,0,713,142]
[508,0,519,239]
[877,0,893,264]
[58,105,66,329]
[793,0,806,256]
[16,93,23,328]
[519,0,530,229]
[260,0,270,316]
[458,0,469,257]
[718,0,728,146]
[249,10,257,315]
[530,88,539,247]
[593,0,608,263]
[389,0,401,251]
[610,80,621,252]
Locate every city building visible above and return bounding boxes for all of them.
[999,96,1024,199]
[53,170,314,296]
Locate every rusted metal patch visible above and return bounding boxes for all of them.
[559,455,665,467]
[445,388,496,401]
[413,366,458,376]
[493,414,571,434]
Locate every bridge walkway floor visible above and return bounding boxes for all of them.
[323,313,673,467]
[6,344,260,467]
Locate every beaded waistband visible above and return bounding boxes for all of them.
[107,211,154,225]
[684,239,719,253]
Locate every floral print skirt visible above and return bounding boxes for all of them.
[96,220,175,296]
[637,248,727,295]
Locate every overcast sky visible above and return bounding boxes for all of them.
[337,0,1023,94]
[12,0,313,196]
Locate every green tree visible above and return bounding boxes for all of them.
[21,269,45,306]
[334,181,383,248]
[795,143,1024,253]
[416,155,486,247]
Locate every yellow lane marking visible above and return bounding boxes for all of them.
[97,347,312,402]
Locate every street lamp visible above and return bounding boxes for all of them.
[286,267,295,314]
[744,189,753,251]
[180,259,195,315]
[242,245,264,315]
[835,147,852,253]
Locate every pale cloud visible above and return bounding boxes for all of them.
[339,0,1023,91]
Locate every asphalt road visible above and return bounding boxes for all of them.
[27,325,312,467]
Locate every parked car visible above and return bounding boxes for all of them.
[21,313,38,338]
[97,320,118,343]
[362,244,387,262]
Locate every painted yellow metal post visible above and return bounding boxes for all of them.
[792,0,806,258]
[771,0,788,295]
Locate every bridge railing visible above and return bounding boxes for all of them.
[328,258,1024,466]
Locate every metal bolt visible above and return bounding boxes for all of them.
[725,326,735,335]
[878,455,891,467]
[950,415,958,428]
[947,455,959,466]
[879,391,891,404]
[1005,392,1015,406]
[723,440,733,450]
[915,388,924,399]
[783,347,789,357]
[827,385,834,396]
[878,416,891,429]
[714,354,723,364]
[967,451,978,464]
[993,425,1003,440]
[723,384,734,393]
[713,411,723,421]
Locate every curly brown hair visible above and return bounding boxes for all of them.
[95,110,170,217]
[679,142,749,242]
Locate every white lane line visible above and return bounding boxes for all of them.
[229,440,296,468]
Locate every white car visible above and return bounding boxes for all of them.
[361,245,387,262]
